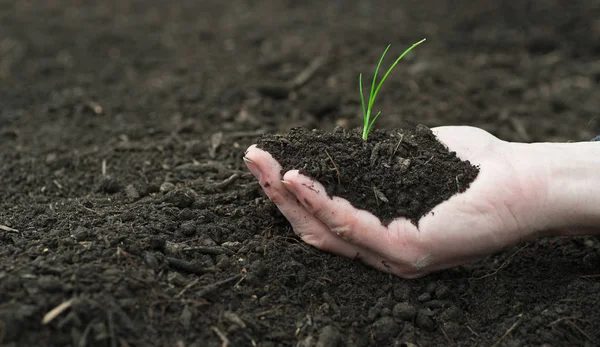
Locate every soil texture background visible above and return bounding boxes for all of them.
[1,1,600,346]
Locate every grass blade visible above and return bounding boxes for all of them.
[368,44,391,111]
[360,38,425,141]
[373,38,426,98]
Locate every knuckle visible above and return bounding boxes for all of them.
[301,233,327,250]
[330,223,355,243]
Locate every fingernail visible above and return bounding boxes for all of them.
[281,180,296,193]
[243,157,261,179]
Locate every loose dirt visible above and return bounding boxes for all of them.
[256,125,479,226]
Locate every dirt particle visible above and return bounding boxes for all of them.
[98,177,122,194]
[371,316,400,342]
[316,325,341,347]
[125,184,140,200]
[417,293,432,302]
[160,182,175,192]
[72,226,89,242]
[164,190,195,208]
[179,221,196,237]
[435,285,451,299]
[415,309,436,331]
[393,302,417,321]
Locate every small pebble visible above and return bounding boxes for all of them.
[248,260,267,277]
[393,303,416,321]
[180,221,196,237]
[416,310,436,331]
[440,306,463,322]
[417,293,431,302]
[125,184,140,199]
[99,177,122,194]
[164,190,195,208]
[72,226,89,242]
[435,285,451,299]
[424,300,449,309]
[160,182,175,192]
[415,124,433,138]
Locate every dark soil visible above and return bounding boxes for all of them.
[256,125,479,226]
[1,1,600,347]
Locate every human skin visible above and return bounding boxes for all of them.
[243,126,600,278]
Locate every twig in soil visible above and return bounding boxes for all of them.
[223,311,247,329]
[439,323,453,346]
[197,274,243,298]
[372,185,389,205]
[42,298,75,324]
[79,321,93,347]
[289,54,329,89]
[175,279,200,298]
[491,313,522,347]
[566,320,591,340]
[0,224,18,232]
[167,257,215,276]
[53,179,63,190]
[549,317,591,340]
[370,142,381,167]
[392,134,404,156]
[466,324,479,337]
[324,150,341,184]
[423,155,434,166]
[576,273,600,278]
[102,159,107,176]
[472,244,529,280]
[212,173,240,190]
[211,326,230,347]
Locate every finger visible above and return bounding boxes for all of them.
[244,146,381,260]
[244,147,425,277]
[282,170,417,255]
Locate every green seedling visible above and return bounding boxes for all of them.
[359,38,426,140]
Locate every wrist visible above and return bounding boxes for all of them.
[512,140,600,236]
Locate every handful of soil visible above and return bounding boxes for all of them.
[255,124,479,226]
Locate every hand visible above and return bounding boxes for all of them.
[243,126,552,278]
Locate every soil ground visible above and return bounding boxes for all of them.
[1,1,600,346]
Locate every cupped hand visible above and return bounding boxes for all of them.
[243,126,550,278]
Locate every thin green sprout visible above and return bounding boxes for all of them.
[359,38,426,140]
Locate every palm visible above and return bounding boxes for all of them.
[244,126,542,278]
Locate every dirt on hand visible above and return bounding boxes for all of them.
[256,125,479,226]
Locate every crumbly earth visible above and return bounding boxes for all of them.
[256,125,479,226]
[1,1,600,346]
